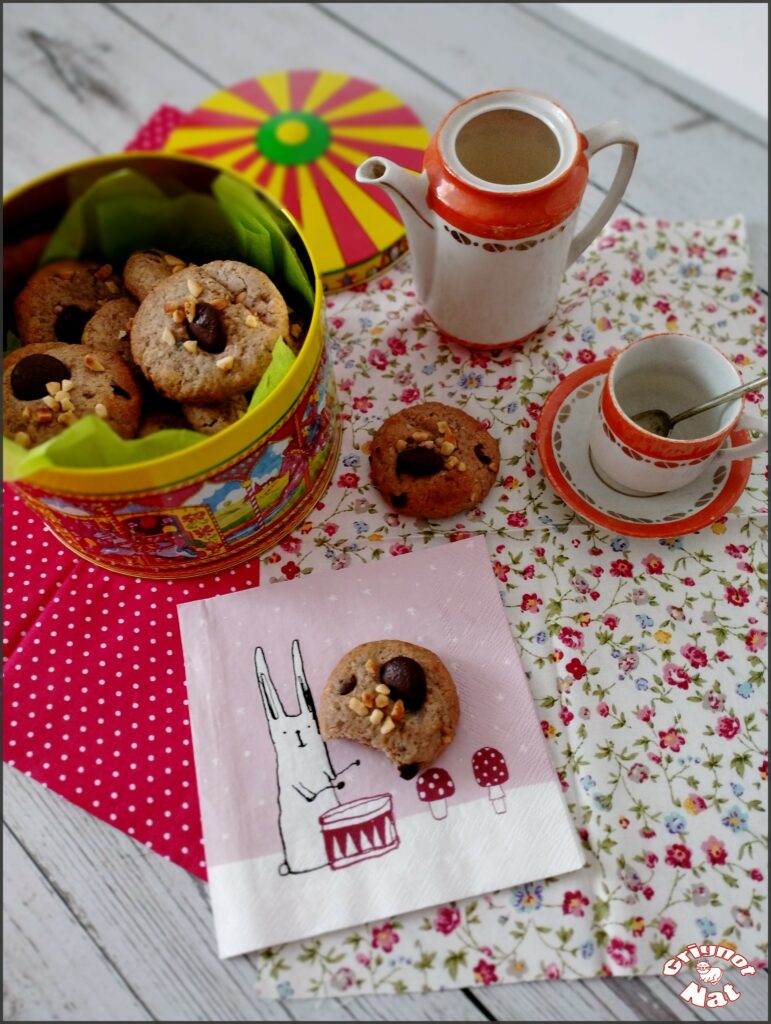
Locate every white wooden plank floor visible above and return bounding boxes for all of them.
[3,4,768,1020]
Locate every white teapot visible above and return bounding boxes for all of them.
[356,89,638,349]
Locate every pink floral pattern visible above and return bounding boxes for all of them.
[254,217,767,997]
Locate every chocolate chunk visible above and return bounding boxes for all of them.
[54,305,92,344]
[396,446,443,477]
[338,675,357,696]
[390,492,408,508]
[381,656,426,712]
[189,302,226,353]
[398,763,419,780]
[474,442,492,465]
[10,353,70,400]
[111,383,132,400]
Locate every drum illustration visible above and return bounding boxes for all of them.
[319,794,399,870]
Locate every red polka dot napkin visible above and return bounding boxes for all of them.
[3,484,262,879]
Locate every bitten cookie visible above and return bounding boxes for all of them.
[370,402,500,518]
[123,249,187,302]
[182,393,249,435]
[319,640,460,778]
[3,343,142,447]
[14,259,123,347]
[130,262,288,402]
[81,297,138,364]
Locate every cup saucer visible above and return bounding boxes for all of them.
[536,359,753,538]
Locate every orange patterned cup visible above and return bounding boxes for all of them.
[588,333,767,496]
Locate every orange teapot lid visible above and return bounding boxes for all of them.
[163,69,430,291]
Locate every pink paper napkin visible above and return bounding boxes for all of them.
[177,537,585,957]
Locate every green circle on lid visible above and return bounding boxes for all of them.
[257,111,331,165]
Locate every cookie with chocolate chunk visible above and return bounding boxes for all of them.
[370,402,499,518]
[3,343,142,448]
[130,262,288,402]
[319,640,460,777]
[14,259,123,347]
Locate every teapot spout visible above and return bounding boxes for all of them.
[356,157,433,235]
[356,157,434,289]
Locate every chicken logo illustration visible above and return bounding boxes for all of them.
[254,640,399,874]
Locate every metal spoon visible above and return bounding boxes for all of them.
[632,374,768,437]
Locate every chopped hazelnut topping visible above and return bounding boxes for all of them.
[183,297,197,321]
[84,354,105,372]
[380,717,395,736]
[61,379,74,391]
[374,694,390,709]
[172,308,187,324]
[45,381,60,396]
[162,327,176,347]
[361,690,376,709]
[182,339,198,354]
[94,403,108,418]
[395,439,408,452]
[13,431,31,447]
[390,699,405,722]
[244,313,259,328]
[375,683,390,695]
[57,411,77,426]
[186,278,204,298]
[216,355,235,371]
[348,696,369,717]
[369,709,385,726]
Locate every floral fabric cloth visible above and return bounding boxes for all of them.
[251,216,767,997]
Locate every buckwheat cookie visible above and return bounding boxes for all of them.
[182,393,249,435]
[319,640,460,779]
[370,401,500,518]
[14,259,123,347]
[123,249,187,302]
[81,297,138,364]
[130,262,288,402]
[3,343,142,448]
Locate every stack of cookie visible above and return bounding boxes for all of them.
[3,251,297,449]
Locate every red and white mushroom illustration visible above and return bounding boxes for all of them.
[416,766,455,820]
[472,747,509,814]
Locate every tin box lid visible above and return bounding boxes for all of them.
[163,69,429,291]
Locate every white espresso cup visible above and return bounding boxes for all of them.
[588,333,767,496]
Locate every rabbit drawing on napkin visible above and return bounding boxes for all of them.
[254,640,359,874]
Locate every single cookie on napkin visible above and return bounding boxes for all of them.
[318,639,460,779]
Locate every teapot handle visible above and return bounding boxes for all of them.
[566,121,639,267]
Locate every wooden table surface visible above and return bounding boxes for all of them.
[3,4,767,1021]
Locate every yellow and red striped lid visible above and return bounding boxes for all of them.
[163,70,429,290]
